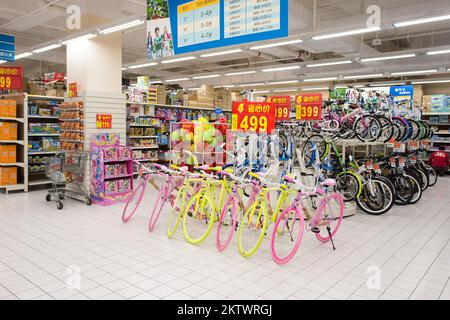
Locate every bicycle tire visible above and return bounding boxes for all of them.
[167,187,187,239]
[182,191,216,245]
[315,193,345,242]
[356,177,394,215]
[216,196,238,252]
[122,181,146,223]
[237,197,268,257]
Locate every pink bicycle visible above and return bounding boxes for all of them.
[271,176,344,265]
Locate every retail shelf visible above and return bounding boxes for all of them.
[29,151,61,155]
[28,115,60,120]
[104,159,133,164]
[435,132,450,135]
[430,123,450,126]
[134,159,159,162]
[28,179,53,186]
[129,136,159,139]
[0,140,24,145]
[0,184,26,194]
[104,174,134,181]
[0,162,25,168]
[131,146,159,150]
[432,140,450,144]
[126,101,232,112]
[0,117,24,123]
[59,119,83,122]
[28,95,64,101]
[28,133,61,137]
[60,130,83,133]
[129,124,160,128]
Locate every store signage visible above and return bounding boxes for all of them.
[68,82,78,97]
[0,34,15,61]
[44,72,65,83]
[390,85,414,104]
[167,0,288,55]
[232,100,275,133]
[295,94,322,121]
[266,96,291,121]
[96,114,112,129]
[0,66,22,91]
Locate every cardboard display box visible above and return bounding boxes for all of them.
[0,100,17,118]
[0,122,18,140]
[0,167,17,186]
[0,145,16,163]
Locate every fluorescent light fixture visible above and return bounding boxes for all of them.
[427,49,450,55]
[149,81,164,84]
[15,52,33,60]
[370,82,405,86]
[360,53,416,62]
[307,60,352,68]
[165,77,191,82]
[250,39,303,50]
[334,85,349,89]
[273,88,298,93]
[253,90,271,94]
[240,83,265,87]
[412,79,450,84]
[224,70,256,76]
[129,62,158,69]
[268,80,299,85]
[304,77,338,82]
[161,56,196,64]
[215,85,235,88]
[394,15,450,28]
[100,19,144,35]
[262,65,301,72]
[301,87,329,91]
[200,49,242,58]
[33,43,62,54]
[192,74,220,79]
[62,33,97,45]
[121,67,127,71]
[187,87,201,90]
[391,69,437,76]
[343,73,384,79]
[312,26,380,40]
[353,85,366,88]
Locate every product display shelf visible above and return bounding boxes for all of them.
[0,94,28,194]
[423,113,450,153]
[59,98,85,152]
[26,94,63,188]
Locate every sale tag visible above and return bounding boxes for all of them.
[408,141,419,151]
[68,82,78,97]
[411,155,417,164]
[96,114,112,129]
[399,157,406,167]
[389,157,396,167]
[393,142,405,153]
[419,139,430,149]
[266,96,291,121]
[232,101,276,134]
[0,66,22,91]
[373,163,381,173]
[295,94,322,120]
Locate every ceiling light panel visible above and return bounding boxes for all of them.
[360,54,416,62]
[306,60,352,68]
[100,19,144,35]
[391,69,438,76]
[200,49,242,58]
[224,70,256,76]
[394,14,450,28]
[304,77,338,82]
[250,39,303,50]
[312,27,380,40]
[161,56,196,64]
[192,74,220,79]
[262,65,301,72]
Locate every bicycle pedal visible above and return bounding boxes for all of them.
[311,227,320,234]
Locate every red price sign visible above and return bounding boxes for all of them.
[0,66,22,91]
[232,101,276,133]
[266,96,291,121]
[96,114,112,129]
[68,82,78,97]
[295,94,322,120]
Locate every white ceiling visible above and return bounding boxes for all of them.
[0,0,450,88]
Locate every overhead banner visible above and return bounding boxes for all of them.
[390,85,414,103]
[147,0,174,60]
[232,100,276,133]
[167,0,288,55]
[0,34,15,62]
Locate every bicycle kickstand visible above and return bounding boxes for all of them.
[327,226,336,251]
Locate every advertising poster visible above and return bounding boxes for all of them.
[147,0,174,60]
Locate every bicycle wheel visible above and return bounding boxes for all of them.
[237,197,268,257]
[216,196,238,252]
[315,193,344,242]
[335,171,362,202]
[182,192,216,245]
[356,177,394,215]
[405,174,422,205]
[167,187,186,239]
[302,135,328,167]
[354,116,381,142]
[424,164,438,187]
[271,205,304,265]
[393,175,414,205]
[122,181,146,223]
[148,185,168,232]
[377,115,394,143]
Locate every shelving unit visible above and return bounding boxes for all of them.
[0,94,28,194]
[423,112,450,172]
[26,94,64,188]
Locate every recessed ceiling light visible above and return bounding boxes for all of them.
[360,53,416,62]
[224,70,256,76]
[200,49,242,58]
[161,56,196,64]
[394,14,450,28]
[250,39,303,50]
[262,65,300,72]
[312,27,380,40]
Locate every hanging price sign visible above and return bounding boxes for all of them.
[295,94,322,120]
[96,114,112,129]
[0,66,22,91]
[232,101,276,134]
[266,96,291,121]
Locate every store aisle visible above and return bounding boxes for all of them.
[1,178,450,301]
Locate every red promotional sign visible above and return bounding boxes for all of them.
[44,72,65,83]
[295,94,322,120]
[0,66,22,91]
[266,96,291,121]
[232,100,276,133]
[96,114,112,129]
[68,82,78,97]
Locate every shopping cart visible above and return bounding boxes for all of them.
[45,152,92,210]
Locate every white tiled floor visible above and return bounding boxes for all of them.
[0,177,449,300]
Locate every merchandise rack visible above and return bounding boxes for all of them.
[422,112,450,171]
[0,94,28,194]
[26,94,64,187]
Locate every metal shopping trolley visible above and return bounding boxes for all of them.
[45,152,92,210]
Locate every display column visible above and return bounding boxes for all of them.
[66,33,126,192]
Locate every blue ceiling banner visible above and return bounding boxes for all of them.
[167,0,288,55]
[0,34,15,61]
